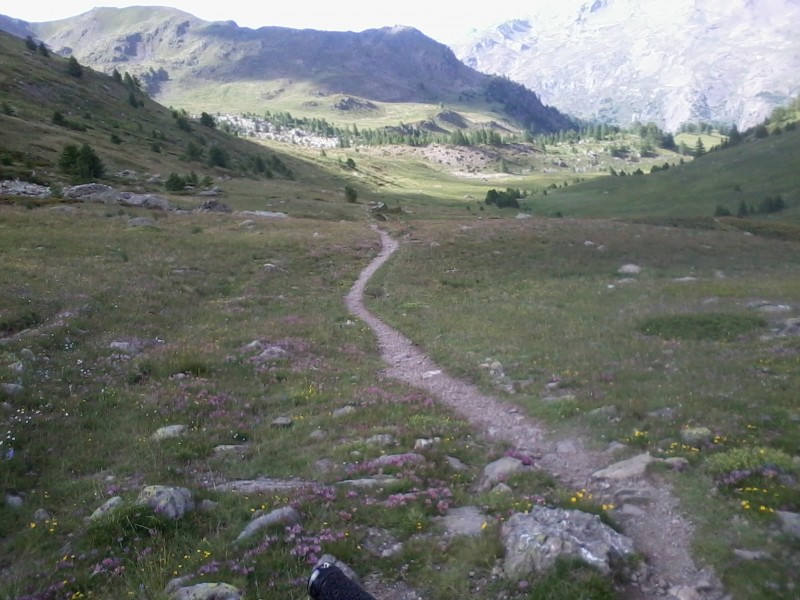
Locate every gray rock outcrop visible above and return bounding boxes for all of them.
[501,507,636,578]
[135,485,194,520]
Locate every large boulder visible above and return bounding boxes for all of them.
[172,582,242,600]
[501,506,635,578]
[236,506,301,542]
[136,485,194,520]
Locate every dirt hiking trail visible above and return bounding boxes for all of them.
[345,226,726,600]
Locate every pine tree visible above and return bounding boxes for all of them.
[694,137,706,157]
[67,56,82,78]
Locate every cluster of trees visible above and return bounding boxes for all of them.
[58,143,104,182]
[164,171,213,191]
[485,187,527,208]
[715,195,787,218]
[24,35,49,57]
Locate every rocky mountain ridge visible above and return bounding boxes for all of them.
[0,7,572,133]
[453,0,800,130]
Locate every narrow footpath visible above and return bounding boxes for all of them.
[345,226,726,600]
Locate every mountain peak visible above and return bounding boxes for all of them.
[455,0,800,129]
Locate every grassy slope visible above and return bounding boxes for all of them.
[535,129,800,220]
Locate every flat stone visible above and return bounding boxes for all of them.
[332,405,356,418]
[776,511,800,539]
[213,478,312,494]
[172,582,242,600]
[5,494,24,509]
[437,506,487,537]
[236,507,301,542]
[1,383,24,397]
[337,477,399,489]
[481,456,524,489]
[680,427,712,447]
[592,453,661,480]
[88,496,124,521]
[372,452,425,467]
[445,456,468,471]
[136,485,194,520]
[556,439,580,454]
[271,417,293,428]
[733,548,770,560]
[151,425,188,441]
[614,489,655,506]
[618,264,642,275]
[587,405,618,418]
[366,434,395,446]
[212,444,246,455]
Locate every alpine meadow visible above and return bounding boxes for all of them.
[1,4,800,600]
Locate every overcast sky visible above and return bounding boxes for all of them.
[5,1,555,44]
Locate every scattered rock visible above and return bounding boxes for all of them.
[614,489,654,506]
[128,217,155,227]
[673,277,698,283]
[198,198,230,212]
[20,349,35,361]
[445,455,468,471]
[198,499,218,512]
[236,507,301,542]
[372,452,425,468]
[1,383,24,397]
[414,437,440,450]
[501,507,636,578]
[592,453,660,480]
[665,457,690,471]
[480,456,525,490]
[647,406,681,420]
[437,506,487,537]
[332,405,356,418]
[366,434,395,446]
[271,417,294,428]
[255,346,288,361]
[337,477,399,489]
[313,458,337,474]
[747,301,792,313]
[6,494,24,509]
[491,483,513,495]
[604,442,627,455]
[135,485,194,520]
[240,210,289,219]
[212,445,247,456]
[88,496,124,521]
[516,213,532,219]
[308,429,327,441]
[618,264,642,275]
[733,548,770,560]
[33,508,52,521]
[587,405,618,418]
[213,477,313,494]
[151,425,188,441]
[361,527,403,557]
[0,179,51,198]
[171,582,242,600]
[680,427,712,447]
[777,318,800,337]
[776,510,800,539]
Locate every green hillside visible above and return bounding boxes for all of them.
[533,128,800,222]
[0,31,367,219]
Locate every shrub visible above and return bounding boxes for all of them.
[344,185,358,203]
[164,172,186,192]
[713,205,731,217]
[110,133,122,145]
[67,55,82,78]
[207,145,227,168]
[59,143,105,182]
[485,187,524,209]
[200,112,216,128]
